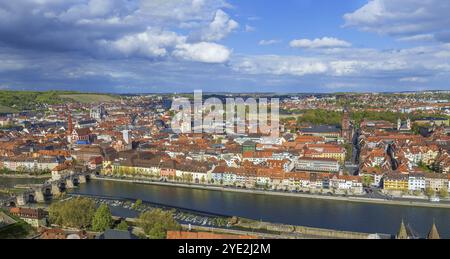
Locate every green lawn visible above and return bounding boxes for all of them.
[60,94,119,103]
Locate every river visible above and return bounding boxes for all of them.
[68,179,450,238]
[1,176,449,238]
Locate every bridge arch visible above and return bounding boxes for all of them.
[27,194,35,203]
[44,187,52,196]
[72,177,80,186]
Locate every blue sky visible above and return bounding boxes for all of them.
[0,0,449,93]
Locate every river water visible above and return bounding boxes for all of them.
[68,179,450,238]
[1,176,449,238]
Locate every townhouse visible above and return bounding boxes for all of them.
[175,163,210,184]
[424,173,448,192]
[295,157,340,173]
[383,174,409,192]
[329,175,364,194]
[359,166,383,187]
[302,144,346,163]
[1,156,59,173]
[408,173,426,192]
[111,156,161,178]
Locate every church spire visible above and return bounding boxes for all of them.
[397,219,409,239]
[67,107,73,136]
[427,222,440,239]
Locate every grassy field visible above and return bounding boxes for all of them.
[0,105,17,113]
[59,94,119,103]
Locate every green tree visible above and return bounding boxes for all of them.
[137,209,181,239]
[48,198,96,229]
[362,175,374,187]
[413,190,422,196]
[439,188,448,199]
[116,221,129,231]
[132,199,143,210]
[425,187,435,198]
[92,204,113,232]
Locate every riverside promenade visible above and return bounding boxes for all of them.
[91,176,450,209]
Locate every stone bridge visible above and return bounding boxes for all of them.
[0,196,17,208]
[10,171,94,206]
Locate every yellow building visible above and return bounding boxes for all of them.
[304,145,347,164]
[383,174,409,192]
[317,152,346,163]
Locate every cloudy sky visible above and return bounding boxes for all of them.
[1,0,450,93]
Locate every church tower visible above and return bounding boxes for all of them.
[397,220,409,239]
[67,109,73,143]
[341,108,352,143]
[427,222,440,239]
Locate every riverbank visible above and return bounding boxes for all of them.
[0,174,51,179]
[91,176,450,209]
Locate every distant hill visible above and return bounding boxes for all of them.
[0,91,119,111]
[59,94,119,103]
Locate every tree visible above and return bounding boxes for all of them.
[137,209,181,239]
[439,188,448,199]
[425,187,435,198]
[413,190,422,196]
[116,221,129,231]
[132,199,143,210]
[48,198,96,229]
[92,204,113,232]
[362,175,373,187]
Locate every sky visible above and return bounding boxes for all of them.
[1,0,450,93]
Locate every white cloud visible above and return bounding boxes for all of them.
[232,55,329,76]
[259,39,281,46]
[135,0,230,26]
[290,37,351,49]
[344,0,450,42]
[399,77,428,83]
[232,44,450,80]
[245,25,255,32]
[100,28,232,63]
[200,9,238,41]
[100,29,185,58]
[0,0,234,64]
[174,42,231,63]
[1,0,449,92]
[397,34,434,42]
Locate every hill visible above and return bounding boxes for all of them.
[0,91,120,111]
[59,94,118,103]
[0,105,17,114]
[0,91,67,111]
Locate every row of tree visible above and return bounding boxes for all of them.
[48,197,181,239]
[283,109,450,128]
